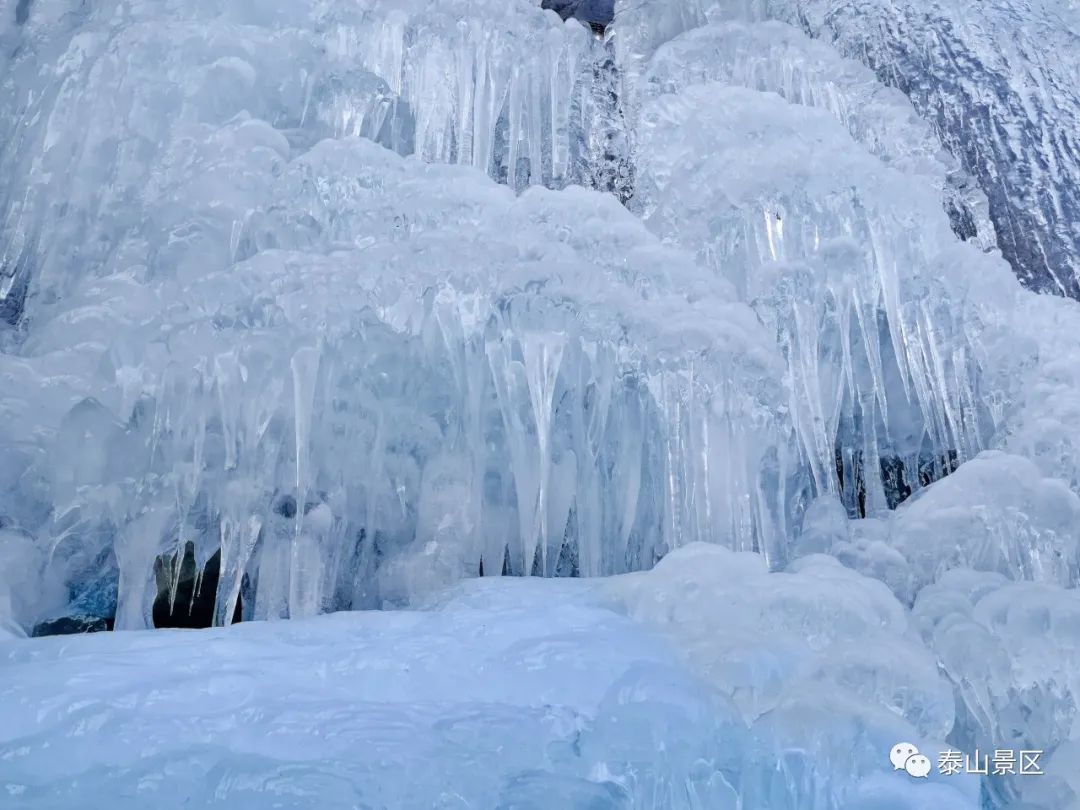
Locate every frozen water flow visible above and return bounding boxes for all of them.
[0,0,615,326]
[606,544,981,809]
[634,84,1019,514]
[0,578,733,809]
[0,130,791,629]
[1,553,986,810]
[912,569,1080,808]
[807,452,1080,604]
[3,0,1080,807]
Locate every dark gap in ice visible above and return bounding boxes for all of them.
[530,543,544,576]
[0,265,27,328]
[15,0,31,26]
[555,505,581,577]
[273,494,297,519]
[152,542,243,629]
[541,0,613,28]
[835,446,961,517]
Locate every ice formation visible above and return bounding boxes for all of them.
[2,0,1080,807]
[0,0,799,631]
[612,0,1080,296]
[633,83,1020,516]
[4,129,792,630]
[641,20,995,249]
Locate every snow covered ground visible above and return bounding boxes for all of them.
[2,575,714,810]
[2,545,995,810]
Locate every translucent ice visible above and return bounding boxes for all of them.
[913,570,1080,807]
[822,452,1080,603]
[0,131,792,628]
[634,83,1019,513]
[608,543,980,809]
[0,579,735,809]
[3,0,1080,805]
[0,0,611,327]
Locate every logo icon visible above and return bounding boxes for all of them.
[890,742,930,778]
[905,753,932,778]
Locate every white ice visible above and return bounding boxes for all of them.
[3,0,1080,807]
[1,547,986,810]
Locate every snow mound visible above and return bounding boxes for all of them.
[608,543,980,809]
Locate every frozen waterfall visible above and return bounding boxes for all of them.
[3,0,1080,807]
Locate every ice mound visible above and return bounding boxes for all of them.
[608,543,980,809]
[882,453,1080,593]
[1003,291,1080,492]
[913,570,1080,808]
[634,83,1020,514]
[817,452,1080,603]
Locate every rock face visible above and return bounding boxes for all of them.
[756,0,1080,297]
[542,0,615,26]
[31,614,112,637]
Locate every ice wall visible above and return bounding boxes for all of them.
[4,0,1080,805]
[633,84,1020,515]
[610,7,1080,677]
[3,0,1080,661]
[315,0,603,189]
[0,121,793,629]
[0,0,614,330]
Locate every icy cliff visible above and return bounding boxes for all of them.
[2,0,1080,806]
